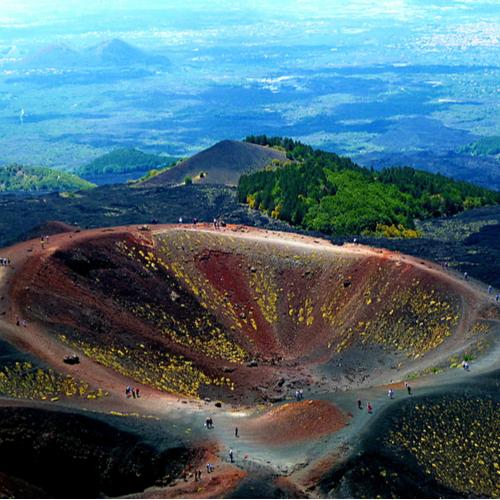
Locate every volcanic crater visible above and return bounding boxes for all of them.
[8,225,489,400]
[1,224,498,498]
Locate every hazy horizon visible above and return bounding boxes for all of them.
[0,0,498,187]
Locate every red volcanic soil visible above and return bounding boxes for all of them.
[135,449,246,499]
[246,400,348,446]
[195,249,280,354]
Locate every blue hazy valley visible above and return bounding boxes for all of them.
[0,0,498,187]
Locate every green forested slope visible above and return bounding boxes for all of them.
[0,164,94,193]
[76,148,176,176]
[239,136,499,236]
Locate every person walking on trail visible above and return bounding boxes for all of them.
[299,389,304,400]
[405,382,412,395]
[235,427,239,438]
[206,463,211,474]
[487,285,492,294]
[388,389,394,399]
[135,387,140,398]
[464,271,468,280]
[496,293,500,303]
[367,402,373,414]
[229,449,234,463]
[357,399,362,410]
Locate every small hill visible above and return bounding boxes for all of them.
[76,148,176,177]
[83,38,169,67]
[21,39,169,69]
[22,43,80,68]
[20,221,78,242]
[0,165,94,193]
[141,140,287,187]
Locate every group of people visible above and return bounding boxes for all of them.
[212,218,226,230]
[0,257,11,266]
[294,389,304,401]
[204,416,214,429]
[462,360,471,371]
[15,316,27,328]
[357,400,373,413]
[357,382,413,413]
[125,386,140,399]
[486,285,500,302]
[39,235,50,248]
[177,217,226,228]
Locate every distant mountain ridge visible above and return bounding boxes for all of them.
[141,140,287,187]
[21,39,169,69]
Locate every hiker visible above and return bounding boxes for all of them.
[488,285,492,294]
[464,271,468,280]
[496,294,500,303]
[388,389,394,399]
[294,390,299,401]
[357,399,362,410]
[193,217,197,225]
[126,386,131,398]
[299,389,304,400]
[21,319,27,328]
[132,388,137,399]
[206,463,211,474]
[15,316,20,326]
[135,387,140,398]
[213,218,218,229]
[179,217,183,224]
[229,449,234,463]
[367,402,373,414]
[235,427,239,438]
[407,384,412,395]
